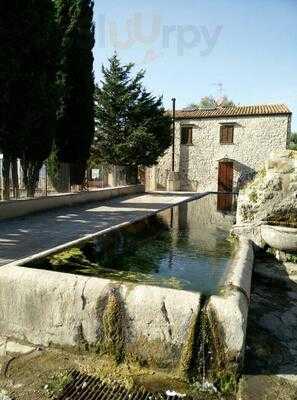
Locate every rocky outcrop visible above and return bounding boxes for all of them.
[234,150,297,247]
[237,150,297,224]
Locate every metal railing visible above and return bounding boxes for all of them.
[0,160,126,202]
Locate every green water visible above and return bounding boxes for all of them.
[26,195,236,294]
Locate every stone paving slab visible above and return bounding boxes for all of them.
[241,255,297,399]
[0,193,200,267]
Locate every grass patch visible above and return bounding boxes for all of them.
[44,370,72,398]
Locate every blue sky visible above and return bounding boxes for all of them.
[93,0,297,130]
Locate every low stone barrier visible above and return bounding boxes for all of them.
[225,238,254,300]
[206,238,254,371]
[0,185,144,220]
[0,265,201,371]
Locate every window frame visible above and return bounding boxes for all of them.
[220,124,234,145]
[180,126,193,146]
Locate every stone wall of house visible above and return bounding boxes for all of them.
[147,114,290,192]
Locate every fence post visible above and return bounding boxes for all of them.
[0,154,3,201]
[45,162,48,196]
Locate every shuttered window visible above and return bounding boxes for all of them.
[181,127,193,145]
[220,125,234,144]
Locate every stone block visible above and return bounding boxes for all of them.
[0,265,201,370]
[225,238,254,300]
[207,290,249,366]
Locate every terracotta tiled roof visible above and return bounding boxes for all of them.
[174,104,291,120]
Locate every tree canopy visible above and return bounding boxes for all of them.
[188,95,235,110]
[289,132,297,150]
[94,54,172,178]
[0,0,58,197]
[0,0,96,197]
[55,0,95,185]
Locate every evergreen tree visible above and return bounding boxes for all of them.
[94,55,172,182]
[0,0,58,197]
[289,133,297,150]
[55,0,95,185]
[47,145,71,192]
[0,1,21,198]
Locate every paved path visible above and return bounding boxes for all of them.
[0,193,199,267]
[241,256,297,400]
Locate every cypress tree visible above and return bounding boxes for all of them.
[0,0,58,197]
[0,1,20,198]
[55,0,95,185]
[94,54,172,182]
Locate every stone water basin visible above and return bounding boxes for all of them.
[0,195,254,390]
[261,224,297,252]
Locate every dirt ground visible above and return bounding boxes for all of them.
[0,348,224,400]
[0,349,76,400]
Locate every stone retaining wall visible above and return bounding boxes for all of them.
[0,185,144,221]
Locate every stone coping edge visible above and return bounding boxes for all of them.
[146,190,212,196]
[206,237,255,366]
[0,185,143,205]
[225,237,255,301]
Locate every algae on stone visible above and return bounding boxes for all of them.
[50,247,86,266]
[197,306,238,397]
[96,288,126,363]
[179,313,199,380]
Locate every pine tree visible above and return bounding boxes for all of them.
[55,0,95,185]
[0,0,58,197]
[94,54,172,182]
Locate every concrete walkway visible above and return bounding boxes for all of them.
[0,193,200,267]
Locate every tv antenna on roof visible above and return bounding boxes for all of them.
[212,82,224,97]
[212,82,227,106]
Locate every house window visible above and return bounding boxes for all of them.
[220,124,234,144]
[181,126,193,145]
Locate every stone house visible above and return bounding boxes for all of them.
[146,104,292,193]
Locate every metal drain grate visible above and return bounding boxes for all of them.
[57,371,196,400]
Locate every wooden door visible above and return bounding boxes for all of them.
[217,162,233,210]
[218,162,233,192]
